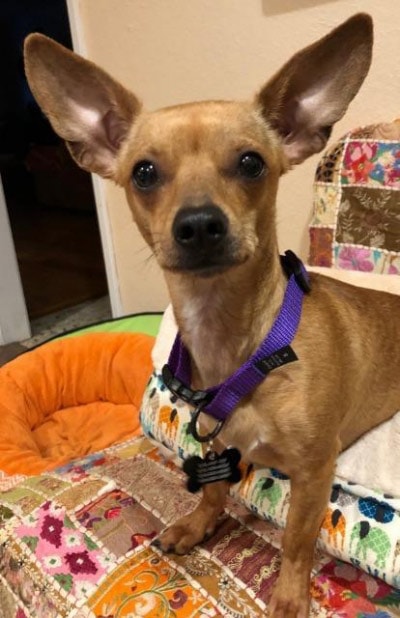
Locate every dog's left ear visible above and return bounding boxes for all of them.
[257,13,373,164]
[24,34,141,179]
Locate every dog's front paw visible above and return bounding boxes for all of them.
[269,576,310,618]
[151,512,215,555]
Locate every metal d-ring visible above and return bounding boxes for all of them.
[189,404,225,443]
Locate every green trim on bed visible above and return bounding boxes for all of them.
[60,312,163,339]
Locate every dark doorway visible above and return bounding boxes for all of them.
[0,0,108,319]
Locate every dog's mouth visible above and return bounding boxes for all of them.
[165,250,246,278]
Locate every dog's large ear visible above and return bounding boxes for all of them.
[257,13,373,165]
[24,34,141,178]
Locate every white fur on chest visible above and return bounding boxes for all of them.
[179,293,242,386]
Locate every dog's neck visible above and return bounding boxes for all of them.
[165,251,286,388]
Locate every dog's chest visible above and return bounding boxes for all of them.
[201,366,303,471]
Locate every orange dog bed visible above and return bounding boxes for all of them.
[0,331,154,476]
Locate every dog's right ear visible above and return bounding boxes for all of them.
[256,13,373,165]
[24,34,141,179]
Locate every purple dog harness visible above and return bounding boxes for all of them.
[162,250,310,491]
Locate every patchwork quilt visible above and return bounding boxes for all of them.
[1,436,400,618]
[309,120,400,273]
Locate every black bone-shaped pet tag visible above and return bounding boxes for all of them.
[183,448,242,493]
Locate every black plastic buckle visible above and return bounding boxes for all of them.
[162,364,211,407]
[280,250,311,294]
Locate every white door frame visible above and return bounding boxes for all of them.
[67,0,122,316]
[0,2,122,344]
[0,176,31,344]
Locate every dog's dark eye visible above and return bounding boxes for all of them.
[238,151,265,179]
[132,160,159,190]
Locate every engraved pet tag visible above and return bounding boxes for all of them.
[183,447,242,493]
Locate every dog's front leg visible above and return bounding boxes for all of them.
[154,479,229,554]
[269,452,337,618]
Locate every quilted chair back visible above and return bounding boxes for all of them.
[309,120,400,274]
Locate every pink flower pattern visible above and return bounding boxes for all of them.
[337,247,374,272]
[14,501,111,598]
[40,514,63,548]
[342,141,400,187]
[312,559,397,617]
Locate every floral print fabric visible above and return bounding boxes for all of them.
[309,124,400,274]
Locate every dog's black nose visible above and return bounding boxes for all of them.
[172,205,228,251]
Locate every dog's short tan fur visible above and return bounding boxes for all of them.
[24,14,400,616]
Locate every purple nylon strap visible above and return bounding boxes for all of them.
[165,254,308,422]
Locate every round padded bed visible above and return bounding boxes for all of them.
[0,314,161,476]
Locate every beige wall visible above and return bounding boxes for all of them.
[74,0,400,313]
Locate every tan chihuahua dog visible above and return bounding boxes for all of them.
[24,14,399,617]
